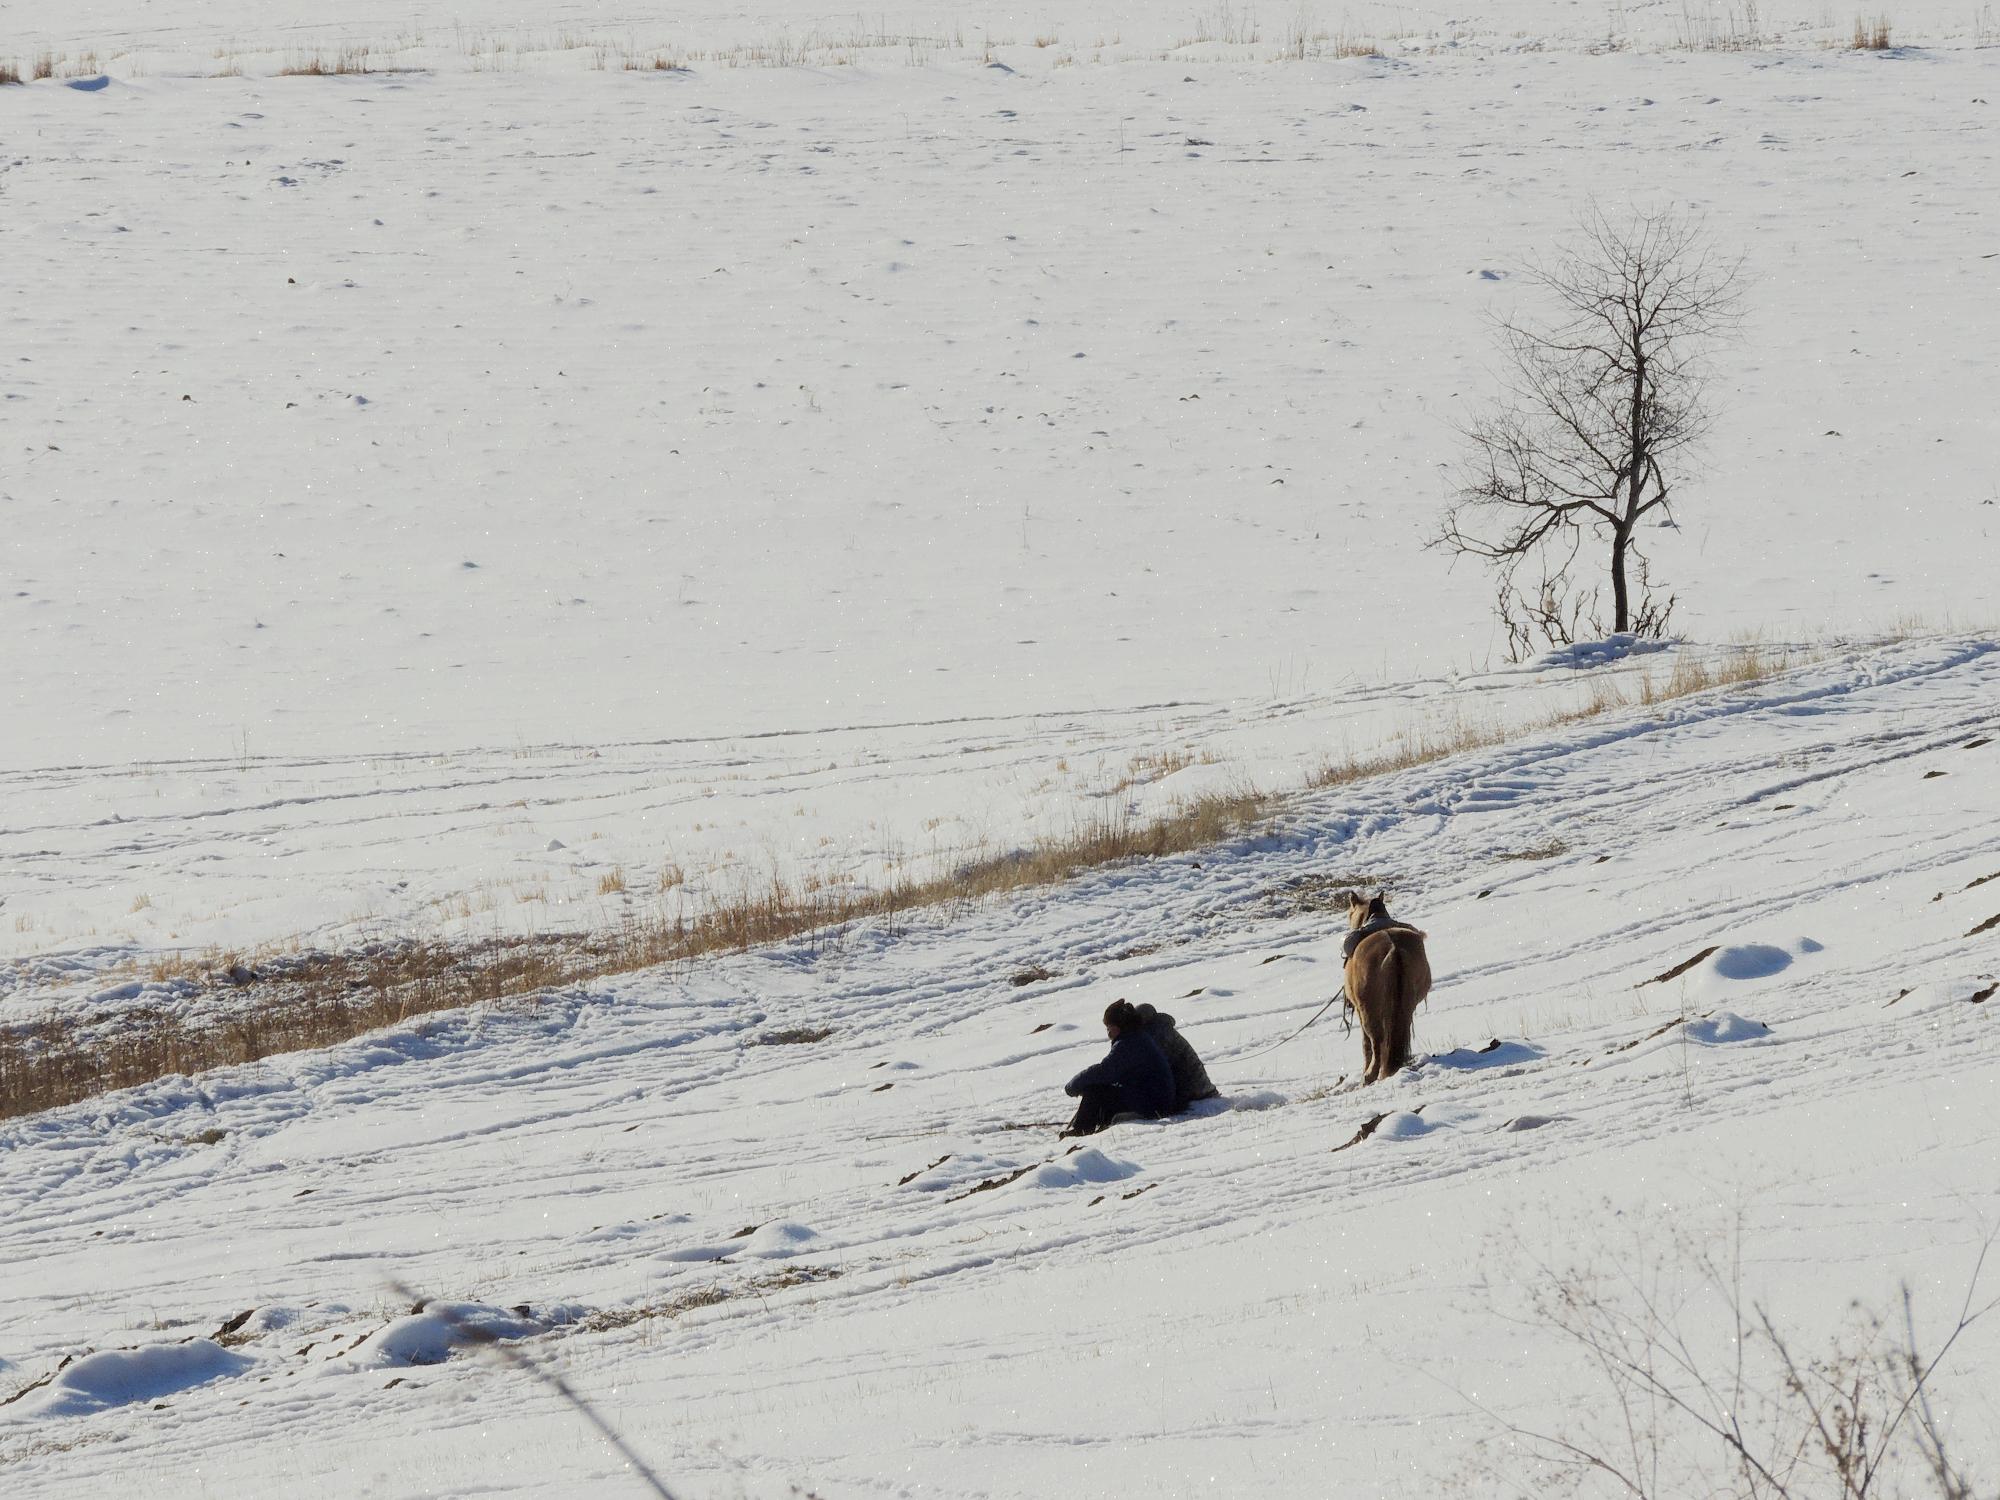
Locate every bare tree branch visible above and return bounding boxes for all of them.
[1434,204,1743,657]
[1478,1219,1998,1499]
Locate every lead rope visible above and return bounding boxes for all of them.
[1229,987,1352,1067]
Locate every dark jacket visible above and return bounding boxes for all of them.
[1134,1004,1221,1111]
[1065,1030,1175,1118]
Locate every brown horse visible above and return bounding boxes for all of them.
[1343,892,1432,1085]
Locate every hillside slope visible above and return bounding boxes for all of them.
[4,636,1997,1497]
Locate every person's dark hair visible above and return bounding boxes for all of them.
[1103,999,1142,1033]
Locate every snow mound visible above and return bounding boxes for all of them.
[740,1221,818,1258]
[1429,1040,1544,1071]
[1024,1148,1139,1190]
[233,1306,301,1336]
[1710,944,1794,979]
[1373,1111,1432,1140]
[1683,1012,1773,1045]
[1374,1102,1482,1141]
[657,1243,732,1263]
[341,1303,542,1369]
[19,1340,252,1417]
[1708,938,1823,981]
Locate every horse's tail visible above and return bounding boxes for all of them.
[1383,944,1411,1072]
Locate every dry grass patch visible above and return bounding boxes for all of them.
[1326,32,1384,57]
[0,59,21,85]
[1255,871,1397,919]
[278,46,381,76]
[1674,0,1766,51]
[1108,746,1218,793]
[578,1267,837,1334]
[1639,644,1791,704]
[1853,13,1894,46]
[1497,838,1571,862]
[753,1025,835,1046]
[1,937,593,1121]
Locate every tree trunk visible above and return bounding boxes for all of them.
[1609,525,1631,633]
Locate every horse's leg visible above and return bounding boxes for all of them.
[1382,991,1412,1077]
[1348,968,1374,1083]
[1361,992,1387,1084]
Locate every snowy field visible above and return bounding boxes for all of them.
[5,8,1997,967]
[4,1,2000,1494]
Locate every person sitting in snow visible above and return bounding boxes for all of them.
[1059,999,1175,1138]
[1133,1002,1221,1112]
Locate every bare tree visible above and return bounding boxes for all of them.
[1437,206,1744,659]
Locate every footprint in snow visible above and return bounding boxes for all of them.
[1681,1012,1773,1045]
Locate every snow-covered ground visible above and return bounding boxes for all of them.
[4,637,1998,1496]
[5,20,1996,965]
[4,3,2000,1493]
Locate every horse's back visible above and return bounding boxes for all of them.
[1349,927,1431,1003]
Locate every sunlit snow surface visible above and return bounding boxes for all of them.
[4,638,1998,1495]
[3,6,1999,1495]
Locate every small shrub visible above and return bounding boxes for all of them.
[33,50,56,79]
[1480,1219,1995,1499]
[0,60,21,86]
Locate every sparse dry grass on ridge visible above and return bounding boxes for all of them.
[1309,642,1798,789]
[0,642,1811,1122]
[1853,13,1896,47]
